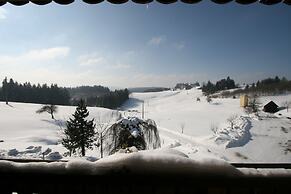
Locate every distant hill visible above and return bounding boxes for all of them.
[66,85,110,100]
[67,86,129,109]
[128,87,170,93]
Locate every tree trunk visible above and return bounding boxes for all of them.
[81,146,85,157]
[50,109,55,119]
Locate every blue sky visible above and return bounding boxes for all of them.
[0,1,290,88]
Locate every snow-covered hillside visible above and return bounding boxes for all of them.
[122,89,291,162]
[0,88,291,162]
[0,103,120,160]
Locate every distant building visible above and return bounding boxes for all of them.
[174,82,199,90]
[263,101,279,113]
[240,95,248,108]
[174,83,192,90]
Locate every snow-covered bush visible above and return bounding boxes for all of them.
[46,152,63,160]
[104,117,161,155]
[8,149,19,156]
[206,96,212,103]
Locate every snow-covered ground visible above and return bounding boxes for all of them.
[122,89,291,162]
[0,88,291,163]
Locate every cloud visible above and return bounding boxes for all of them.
[148,36,166,46]
[0,47,70,65]
[111,63,131,69]
[25,47,70,60]
[78,52,132,70]
[0,8,7,20]
[174,42,185,50]
[78,53,106,66]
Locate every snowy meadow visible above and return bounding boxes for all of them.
[1,88,291,163]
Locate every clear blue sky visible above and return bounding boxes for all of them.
[0,1,290,88]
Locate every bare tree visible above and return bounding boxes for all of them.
[36,104,58,119]
[210,123,218,134]
[282,101,291,112]
[95,111,121,158]
[227,114,237,129]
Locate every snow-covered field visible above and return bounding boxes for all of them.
[122,89,291,162]
[0,88,291,163]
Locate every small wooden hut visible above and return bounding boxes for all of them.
[263,101,279,113]
[240,95,248,108]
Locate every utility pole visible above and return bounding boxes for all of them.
[142,100,144,119]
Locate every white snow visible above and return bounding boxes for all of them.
[0,148,290,177]
[122,89,291,162]
[0,102,121,160]
[0,88,291,163]
[214,116,252,148]
[0,149,241,176]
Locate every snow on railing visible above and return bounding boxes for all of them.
[1,149,291,194]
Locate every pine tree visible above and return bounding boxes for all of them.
[2,77,8,104]
[62,99,96,156]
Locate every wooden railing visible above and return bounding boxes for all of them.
[0,160,291,194]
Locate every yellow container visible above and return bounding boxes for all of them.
[240,95,248,107]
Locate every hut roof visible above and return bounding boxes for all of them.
[263,101,279,113]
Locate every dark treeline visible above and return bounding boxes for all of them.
[66,85,110,100]
[244,76,290,95]
[143,87,170,93]
[86,89,129,109]
[0,78,129,108]
[68,86,129,109]
[202,76,236,95]
[0,77,70,105]
[220,76,291,98]
[174,82,200,90]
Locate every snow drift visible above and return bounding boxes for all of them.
[214,116,252,148]
[0,149,242,177]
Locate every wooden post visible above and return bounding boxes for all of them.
[142,101,144,119]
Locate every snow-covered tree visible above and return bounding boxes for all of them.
[62,99,96,156]
[36,104,58,119]
[103,117,161,155]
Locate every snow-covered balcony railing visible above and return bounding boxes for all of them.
[1,149,291,194]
